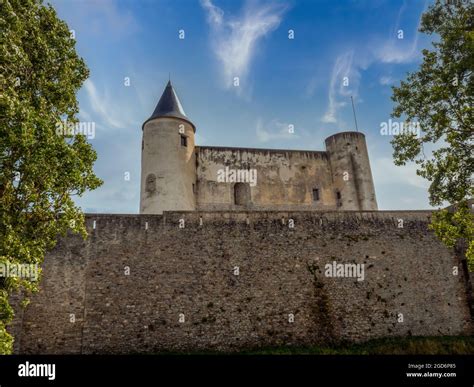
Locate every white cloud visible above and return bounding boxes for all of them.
[320,1,427,125]
[256,119,300,143]
[372,0,426,64]
[83,79,129,130]
[201,0,224,26]
[379,75,395,86]
[322,50,360,124]
[201,0,287,93]
[374,32,421,64]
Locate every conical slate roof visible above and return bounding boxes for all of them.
[142,81,195,131]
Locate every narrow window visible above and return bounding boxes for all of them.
[180,135,187,147]
[145,174,157,194]
[336,190,342,207]
[312,188,320,201]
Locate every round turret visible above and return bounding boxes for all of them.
[325,131,378,211]
[140,81,196,214]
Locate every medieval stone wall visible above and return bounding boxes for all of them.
[9,211,472,354]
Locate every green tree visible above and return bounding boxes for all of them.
[0,0,102,353]
[390,0,473,270]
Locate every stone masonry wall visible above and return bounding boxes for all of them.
[196,147,338,211]
[8,211,473,354]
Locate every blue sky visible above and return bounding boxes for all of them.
[51,0,437,213]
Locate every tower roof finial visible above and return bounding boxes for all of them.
[142,80,195,131]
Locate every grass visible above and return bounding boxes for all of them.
[152,336,474,355]
[239,336,474,355]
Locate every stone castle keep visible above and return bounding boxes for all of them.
[8,82,473,354]
[140,81,378,214]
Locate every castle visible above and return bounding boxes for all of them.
[8,82,472,355]
[140,81,378,214]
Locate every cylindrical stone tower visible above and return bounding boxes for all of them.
[140,81,196,214]
[325,131,378,211]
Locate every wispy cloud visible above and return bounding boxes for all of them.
[322,50,360,124]
[83,79,125,129]
[320,1,426,125]
[201,0,287,93]
[372,0,426,63]
[379,75,395,86]
[256,119,300,143]
[201,0,224,26]
[375,35,421,64]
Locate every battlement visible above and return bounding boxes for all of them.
[84,210,435,232]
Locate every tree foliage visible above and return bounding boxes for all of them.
[0,0,102,353]
[390,0,474,269]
